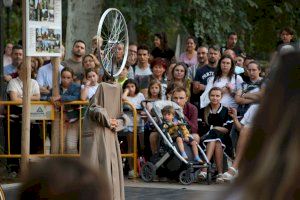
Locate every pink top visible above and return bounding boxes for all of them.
[179,52,197,67]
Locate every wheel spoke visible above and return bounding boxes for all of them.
[98,9,128,77]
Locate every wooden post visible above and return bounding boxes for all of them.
[20,0,31,175]
[51,57,60,153]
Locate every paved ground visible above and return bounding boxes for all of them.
[1,179,228,200]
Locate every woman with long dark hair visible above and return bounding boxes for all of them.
[200,55,243,108]
[151,32,174,62]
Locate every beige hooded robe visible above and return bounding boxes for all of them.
[81,82,127,200]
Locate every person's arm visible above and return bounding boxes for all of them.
[80,81,91,100]
[39,86,51,95]
[192,81,206,94]
[4,75,12,82]
[228,107,243,131]
[184,104,198,134]
[242,91,262,102]
[235,90,257,105]
[9,91,22,101]
[122,88,129,101]
[60,84,81,102]
[31,93,40,101]
[212,126,229,133]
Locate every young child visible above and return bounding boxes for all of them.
[80,68,100,100]
[161,105,202,163]
[117,64,129,86]
[147,79,162,101]
[50,67,81,154]
[122,79,145,178]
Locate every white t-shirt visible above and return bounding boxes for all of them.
[241,104,259,127]
[81,84,99,100]
[125,93,145,109]
[206,75,243,108]
[134,64,152,76]
[7,77,40,97]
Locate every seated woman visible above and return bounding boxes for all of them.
[198,87,233,183]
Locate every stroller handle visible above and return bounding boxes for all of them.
[141,100,155,109]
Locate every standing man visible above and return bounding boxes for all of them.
[192,45,221,108]
[188,45,209,80]
[61,40,86,83]
[134,45,152,76]
[221,32,243,55]
[36,60,64,100]
[4,45,23,82]
[189,45,208,107]
[3,43,13,67]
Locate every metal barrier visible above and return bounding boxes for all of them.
[0,100,138,177]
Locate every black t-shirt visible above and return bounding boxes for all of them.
[194,65,215,85]
[151,47,175,62]
[190,65,215,108]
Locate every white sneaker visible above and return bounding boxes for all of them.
[223,167,238,182]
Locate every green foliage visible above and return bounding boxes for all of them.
[4,0,300,60]
[3,5,22,45]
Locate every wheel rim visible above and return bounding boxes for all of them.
[97,8,129,77]
[180,170,193,185]
[141,163,154,181]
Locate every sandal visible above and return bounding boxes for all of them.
[223,167,238,182]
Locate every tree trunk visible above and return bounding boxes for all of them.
[66,0,104,59]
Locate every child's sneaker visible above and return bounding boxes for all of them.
[194,156,204,164]
[181,152,188,160]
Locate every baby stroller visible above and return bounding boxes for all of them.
[140,100,212,185]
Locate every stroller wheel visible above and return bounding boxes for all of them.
[141,162,156,182]
[179,170,194,185]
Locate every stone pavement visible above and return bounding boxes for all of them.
[1,179,228,200]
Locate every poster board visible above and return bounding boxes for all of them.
[30,104,54,120]
[26,0,62,57]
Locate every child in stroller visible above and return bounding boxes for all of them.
[161,105,203,163]
[141,100,211,185]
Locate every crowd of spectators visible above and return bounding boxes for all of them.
[1,26,297,183]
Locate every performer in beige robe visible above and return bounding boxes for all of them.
[81,81,128,200]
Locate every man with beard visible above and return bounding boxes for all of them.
[62,40,86,83]
[221,32,243,55]
[192,45,221,107]
[4,45,23,82]
[189,45,208,107]
[188,45,209,80]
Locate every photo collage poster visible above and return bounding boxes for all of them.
[26,0,62,57]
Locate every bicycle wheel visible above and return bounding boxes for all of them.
[97,8,129,77]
